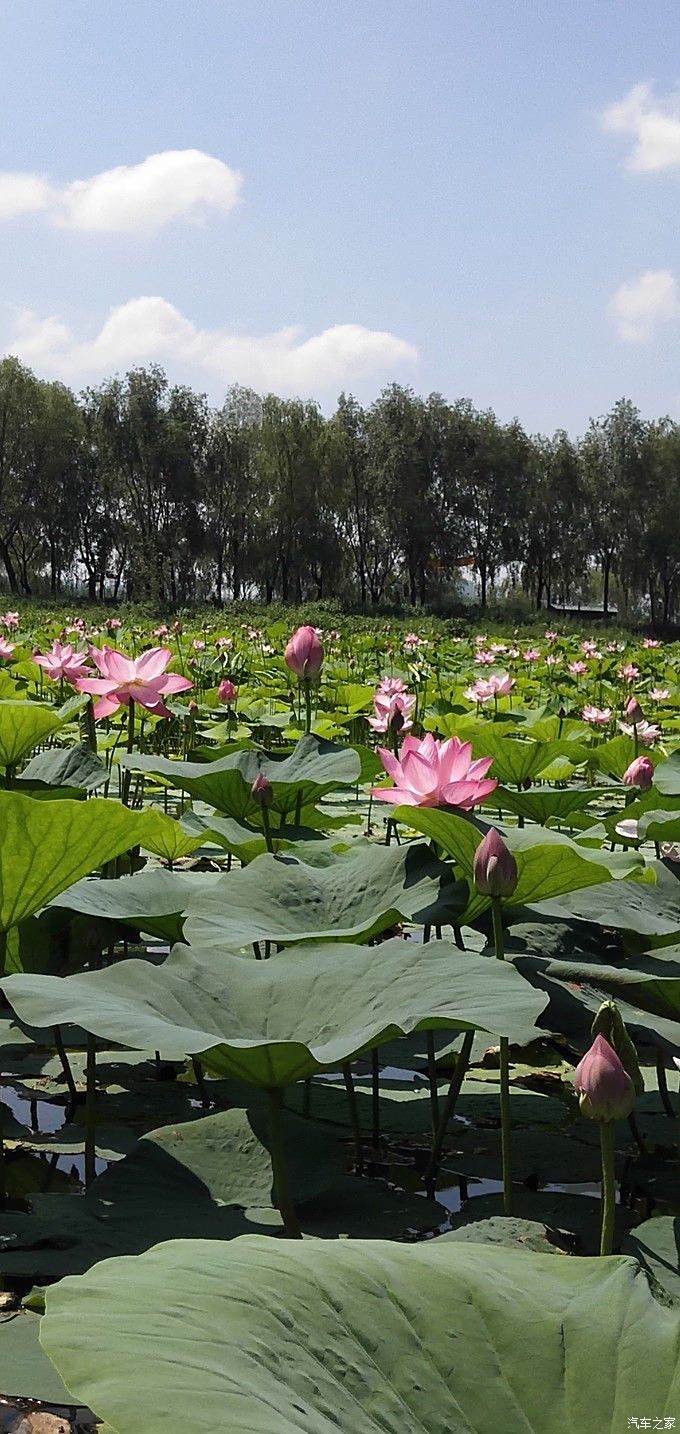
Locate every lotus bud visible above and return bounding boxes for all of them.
[473,827,518,899]
[218,678,237,704]
[622,755,653,790]
[573,1034,635,1122]
[624,696,644,724]
[591,1001,645,1097]
[284,625,324,679]
[251,772,273,808]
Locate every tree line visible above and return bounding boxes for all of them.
[0,355,678,621]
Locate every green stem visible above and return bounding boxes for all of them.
[54,1026,78,1105]
[343,1064,363,1174]
[261,803,274,854]
[426,1032,439,1137]
[656,1047,676,1118]
[267,1087,301,1238]
[304,679,312,735]
[491,897,512,1215]
[84,1035,97,1189]
[371,1047,381,1148]
[424,1028,474,1189]
[599,1119,616,1255]
[122,698,134,806]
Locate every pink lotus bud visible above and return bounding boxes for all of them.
[473,827,518,899]
[218,679,237,704]
[251,772,273,807]
[573,1034,635,1121]
[284,625,324,679]
[623,755,654,790]
[624,696,644,724]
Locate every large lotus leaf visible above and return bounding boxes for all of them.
[504,923,680,1055]
[15,740,109,794]
[181,809,351,866]
[484,785,605,826]
[639,809,680,843]
[40,1237,680,1433]
[655,751,680,797]
[623,1217,680,1307]
[505,930,680,1023]
[530,863,680,945]
[0,792,153,935]
[1,937,547,1087]
[449,724,588,785]
[137,807,205,862]
[120,733,361,821]
[594,735,662,782]
[0,1308,74,1404]
[0,699,76,769]
[50,870,222,943]
[183,842,467,948]
[394,807,633,921]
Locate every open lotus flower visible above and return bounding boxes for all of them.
[582,705,612,726]
[618,719,660,747]
[76,646,192,719]
[573,1034,635,1122]
[372,733,496,809]
[0,637,15,660]
[368,686,416,734]
[35,640,90,685]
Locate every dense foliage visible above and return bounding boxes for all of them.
[0,607,678,1429]
[2,355,679,621]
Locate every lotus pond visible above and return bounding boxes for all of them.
[0,608,678,1431]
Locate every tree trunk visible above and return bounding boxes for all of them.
[0,538,19,593]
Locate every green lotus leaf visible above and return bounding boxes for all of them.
[15,740,109,794]
[0,792,154,936]
[448,723,588,785]
[530,863,680,945]
[137,807,206,862]
[1,937,547,1087]
[0,699,78,770]
[181,809,351,865]
[0,1308,73,1404]
[594,734,661,782]
[40,1237,680,1433]
[484,785,609,826]
[638,809,680,843]
[623,1217,680,1307]
[183,841,467,948]
[654,751,680,798]
[394,807,635,919]
[50,870,222,943]
[120,733,361,821]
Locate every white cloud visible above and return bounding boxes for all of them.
[0,150,242,233]
[608,268,680,342]
[0,172,54,221]
[602,83,680,172]
[6,297,418,395]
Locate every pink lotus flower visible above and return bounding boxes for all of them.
[623,755,654,789]
[545,654,562,667]
[474,649,495,665]
[106,617,122,632]
[488,673,514,697]
[624,696,644,724]
[643,638,661,649]
[35,641,90,685]
[649,688,669,702]
[464,681,493,705]
[568,661,587,676]
[618,664,639,683]
[619,719,660,747]
[573,1034,634,1122]
[403,632,426,652]
[76,646,192,719]
[154,625,169,639]
[582,705,612,726]
[284,625,324,678]
[544,630,558,642]
[368,685,416,733]
[0,611,19,630]
[0,637,15,660]
[473,827,518,899]
[192,639,206,652]
[522,648,540,663]
[581,639,597,655]
[218,678,238,704]
[371,733,496,809]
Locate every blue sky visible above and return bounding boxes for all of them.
[1,0,679,432]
